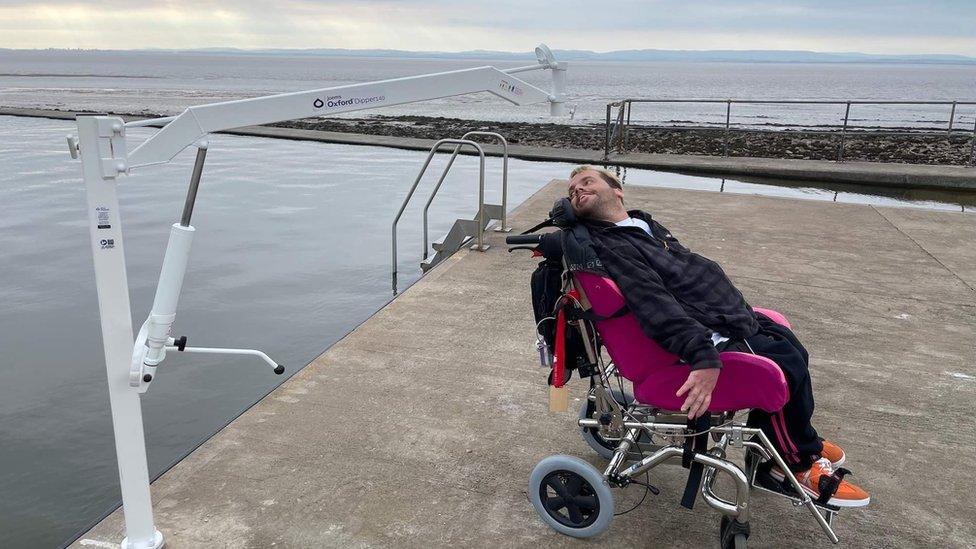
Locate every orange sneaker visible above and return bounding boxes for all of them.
[772,458,870,508]
[819,439,846,467]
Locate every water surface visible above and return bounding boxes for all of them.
[2,51,975,129]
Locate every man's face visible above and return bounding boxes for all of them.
[568,170,623,219]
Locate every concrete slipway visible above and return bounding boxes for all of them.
[75,180,976,548]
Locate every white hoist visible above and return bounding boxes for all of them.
[67,45,567,549]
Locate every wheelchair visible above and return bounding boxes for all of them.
[509,237,846,548]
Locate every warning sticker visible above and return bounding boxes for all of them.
[96,206,111,229]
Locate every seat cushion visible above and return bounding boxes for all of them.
[575,272,789,413]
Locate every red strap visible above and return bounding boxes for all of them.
[552,290,580,389]
[554,305,566,388]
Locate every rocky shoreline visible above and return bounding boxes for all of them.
[273,115,976,166]
[4,106,974,166]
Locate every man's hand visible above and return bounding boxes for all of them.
[676,368,720,419]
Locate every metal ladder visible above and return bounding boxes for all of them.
[391,132,509,293]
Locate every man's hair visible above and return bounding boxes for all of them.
[569,165,623,190]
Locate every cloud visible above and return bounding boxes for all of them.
[0,0,972,55]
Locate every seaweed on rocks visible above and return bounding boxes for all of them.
[270,115,975,166]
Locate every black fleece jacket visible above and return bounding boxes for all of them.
[582,210,759,370]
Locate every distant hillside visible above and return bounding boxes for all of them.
[156,47,976,65]
[5,47,974,64]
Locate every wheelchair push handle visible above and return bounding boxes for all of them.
[506,234,542,245]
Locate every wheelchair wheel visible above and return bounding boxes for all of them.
[529,455,614,538]
[720,515,750,549]
[579,389,655,460]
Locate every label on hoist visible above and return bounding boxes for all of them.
[95,206,111,229]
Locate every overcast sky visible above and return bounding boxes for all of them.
[1,0,973,55]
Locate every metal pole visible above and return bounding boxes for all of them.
[180,143,208,227]
[500,141,509,231]
[392,138,485,291]
[462,132,509,233]
[611,104,625,154]
[422,145,462,259]
[76,115,164,549]
[838,102,851,162]
[970,115,976,166]
[604,103,612,160]
[393,146,441,291]
[624,100,632,152]
[723,100,731,156]
[475,149,487,251]
[948,101,957,135]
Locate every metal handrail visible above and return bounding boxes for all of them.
[604,98,976,165]
[421,131,509,260]
[391,139,486,289]
[618,99,976,105]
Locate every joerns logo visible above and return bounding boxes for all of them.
[312,93,386,109]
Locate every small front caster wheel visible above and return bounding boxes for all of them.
[720,515,750,549]
[529,455,614,538]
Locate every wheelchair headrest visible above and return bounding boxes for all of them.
[548,197,577,229]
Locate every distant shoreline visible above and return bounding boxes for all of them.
[3,47,975,65]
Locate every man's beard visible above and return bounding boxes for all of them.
[573,194,610,220]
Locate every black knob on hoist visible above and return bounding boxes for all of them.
[143,374,153,383]
[274,365,285,375]
[174,336,188,351]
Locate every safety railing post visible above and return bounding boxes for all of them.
[611,103,626,154]
[596,98,976,163]
[624,100,632,152]
[723,100,732,156]
[970,115,976,166]
[500,142,509,231]
[838,102,851,162]
[948,101,957,135]
[475,152,487,251]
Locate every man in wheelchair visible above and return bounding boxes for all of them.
[560,165,870,508]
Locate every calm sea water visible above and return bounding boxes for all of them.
[2,55,976,548]
[1,50,975,129]
[0,114,588,548]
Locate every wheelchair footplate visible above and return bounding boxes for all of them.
[745,450,841,526]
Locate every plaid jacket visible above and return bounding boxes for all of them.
[580,210,759,370]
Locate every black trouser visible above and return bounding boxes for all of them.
[732,314,823,471]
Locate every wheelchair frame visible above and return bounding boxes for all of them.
[531,278,842,546]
